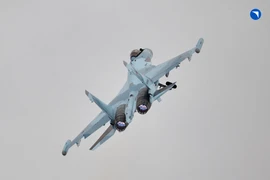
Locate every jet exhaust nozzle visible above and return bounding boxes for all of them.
[136,88,152,115]
[114,104,128,132]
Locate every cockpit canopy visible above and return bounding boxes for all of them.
[130,48,153,62]
[130,49,143,59]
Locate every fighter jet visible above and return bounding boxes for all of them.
[62,38,204,156]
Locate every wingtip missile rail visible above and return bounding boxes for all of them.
[195,38,204,53]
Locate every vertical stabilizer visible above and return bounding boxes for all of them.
[85,90,115,120]
[123,61,156,95]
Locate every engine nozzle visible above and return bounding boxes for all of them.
[137,104,149,114]
[115,121,127,132]
[136,88,152,115]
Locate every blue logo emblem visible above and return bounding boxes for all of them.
[250,8,261,20]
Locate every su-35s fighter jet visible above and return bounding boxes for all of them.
[62,38,204,156]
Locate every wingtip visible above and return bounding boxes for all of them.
[195,38,204,53]
[62,151,67,156]
[123,61,128,66]
[85,90,89,96]
[62,140,71,156]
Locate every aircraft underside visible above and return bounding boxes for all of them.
[62,38,204,155]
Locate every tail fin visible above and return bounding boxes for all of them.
[85,90,115,120]
[123,61,156,95]
[90,124,116,150]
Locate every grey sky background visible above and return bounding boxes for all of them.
[0,0,269,180]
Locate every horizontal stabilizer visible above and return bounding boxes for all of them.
[90,124,116,150]
[85,90,115,120]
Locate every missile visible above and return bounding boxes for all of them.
[195,38,204,53]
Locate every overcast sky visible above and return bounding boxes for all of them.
[0,0,269,180]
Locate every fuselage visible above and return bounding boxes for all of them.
[110,48,157,132]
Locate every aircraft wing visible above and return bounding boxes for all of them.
[62,87,130,155]
[62,112,111,156]
[145,38,204,83]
